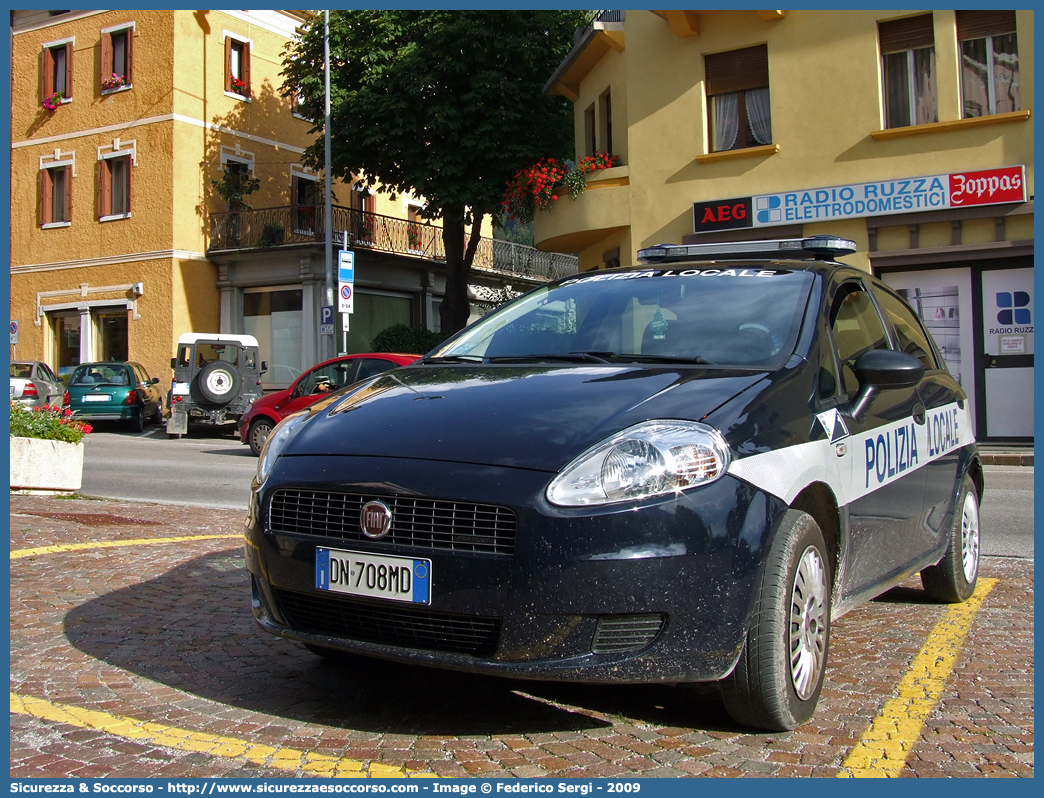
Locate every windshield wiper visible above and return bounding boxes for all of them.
[421,354,486,364]
[623,353,710,365]
[487,352,613,364]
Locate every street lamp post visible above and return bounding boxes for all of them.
[322,9,335,359]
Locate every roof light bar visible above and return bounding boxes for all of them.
[637,236,858,264]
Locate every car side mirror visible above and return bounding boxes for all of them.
[260,360,269,374]
[844,349,925,422]
[151,377,160,385]
[170,357,176,370]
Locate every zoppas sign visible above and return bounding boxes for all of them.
[693,165,1026,234]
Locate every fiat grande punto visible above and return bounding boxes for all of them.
[244,237,982,731]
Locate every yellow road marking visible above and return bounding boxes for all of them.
[10,692,435,778]
[10,534,243,559]
[836,577,998,778]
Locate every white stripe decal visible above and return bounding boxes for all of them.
[727,402,974,506]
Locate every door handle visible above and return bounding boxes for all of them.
[913,403,926,425]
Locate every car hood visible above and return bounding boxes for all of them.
[284,364,768,472]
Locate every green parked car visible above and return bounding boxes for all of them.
[64,361,165,433]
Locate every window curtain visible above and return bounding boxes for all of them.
[745,87,772,145]
[711,93,739,151]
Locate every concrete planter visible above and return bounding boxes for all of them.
[9,436,84,494]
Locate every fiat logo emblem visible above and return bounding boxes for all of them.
[360,501,392,539]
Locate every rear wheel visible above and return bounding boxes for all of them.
[721,510,831,731]
[151,401,164,424]
[248,418,275,457]
[128,407,145,433]
[920,475,979,603]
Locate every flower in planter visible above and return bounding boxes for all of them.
[501,157,570,224]
[10,402,92,444]
[43,91,64,111]
[101,73,126,91]
[231,77,248,96]
[578,151,620,174]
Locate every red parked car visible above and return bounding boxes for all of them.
[238,353,419,455]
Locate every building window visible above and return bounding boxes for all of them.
[957,10,1019,119]
[292,174,319,233]
[583,104,596,158]
[350,183,376,244]
[599,90,614,157]
[225,35,251,97]
[705,45,771,152]
[100,24,134,91]
[40,39,73,105]
[39,164,72,226]
[879,15,937,128]
[99,154,132,219]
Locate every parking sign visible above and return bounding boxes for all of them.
[338,282,353,314]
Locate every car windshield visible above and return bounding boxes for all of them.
[10,363,32,379]
[70,365,132,387]
[432,266,817,369]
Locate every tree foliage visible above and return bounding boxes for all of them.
[282,10,588,333]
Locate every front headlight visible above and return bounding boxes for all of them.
[546,420,731,507]
[256,411,309,486]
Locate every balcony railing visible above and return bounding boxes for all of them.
[209,205,578,281]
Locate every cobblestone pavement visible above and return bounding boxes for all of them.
[9,494,1034,779]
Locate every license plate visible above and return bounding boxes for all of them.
[82,395,110,402]
[316,548,431,605]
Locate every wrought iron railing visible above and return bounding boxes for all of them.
[209,205,578,281]
[575,9,625,45]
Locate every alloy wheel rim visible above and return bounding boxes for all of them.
[789,545,828,701]
[961,491,980,584]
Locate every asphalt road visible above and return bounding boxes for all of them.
[79,423,1034,558]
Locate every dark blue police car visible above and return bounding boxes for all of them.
[244,237,982,731]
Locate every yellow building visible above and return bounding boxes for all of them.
[10,9,571,390]
[536,9,1034,443]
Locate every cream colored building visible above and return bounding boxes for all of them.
[11,9,571,390]
[536,9,1033,443]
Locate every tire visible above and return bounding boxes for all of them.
[128,407,145,433]
[920,476,980,603]
[721,510,831,731]
[248,418,275,457]
[195,361,241,405]
[151,401,164,424]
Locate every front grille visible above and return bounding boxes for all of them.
[591,614,666,654]
[269,489,517,555]
[274,588,501,657]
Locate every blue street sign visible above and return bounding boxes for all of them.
[338,251,355,283]
[320,305,335,326]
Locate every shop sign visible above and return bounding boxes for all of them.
[693,165,1026,234]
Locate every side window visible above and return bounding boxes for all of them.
[178,346,192,368]
[829,284,890,399]
[356,358,397,382]
[874,288,939,370]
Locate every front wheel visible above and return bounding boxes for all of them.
[248,418,275,457]
[721,510,831,731]
[128,407,145,433]
[920,475,980,603]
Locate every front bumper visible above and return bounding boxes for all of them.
[245,454,788,684]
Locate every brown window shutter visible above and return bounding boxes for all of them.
[879,15,935,54]
[40,48,49,103]
[365,192,375,215]
[956,10,1017,41]
[97,160,108,218]
[64,43,73,99]
[125,28,134,84]
[101,32,113,83]
[224,37,232,91]
[705,44,768,96]
[63,165,73,222]
[242,43,251,95]
[38,171,50,225]
[124,158,132,213]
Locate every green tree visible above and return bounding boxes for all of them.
[282,10,588,333]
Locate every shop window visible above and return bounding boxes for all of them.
[96,311,128,362]
[345,293,413,356]
[705,45,771,152]
[879,15,937,128]
[243,289,303,387]
[225,35,251,97]
[957,10,1019,119]
[100,24,133,92]
[98,154,132,219]
[40,39,73,105]
[52,313,81,373]
[39,164,72,227]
